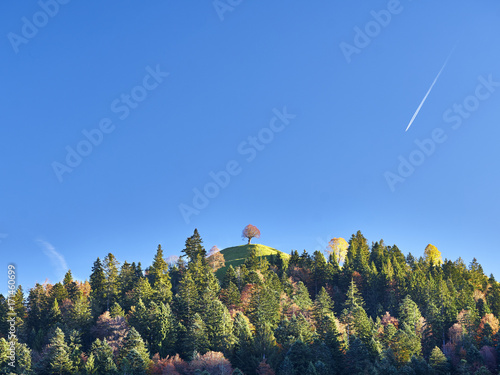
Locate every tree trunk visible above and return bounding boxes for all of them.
[248,238,251,244]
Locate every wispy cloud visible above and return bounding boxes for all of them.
[36,239,68,280]
[405,43,458,132]
[0,233,7,243]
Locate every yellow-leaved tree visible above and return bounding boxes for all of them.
[327,237,348,263]
[424,244,443,266]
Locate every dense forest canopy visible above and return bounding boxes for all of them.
[1,229,500,375]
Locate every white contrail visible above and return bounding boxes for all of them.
[405,45,457,132]
[36,239,68,279]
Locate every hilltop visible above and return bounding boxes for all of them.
[215,243,289,278]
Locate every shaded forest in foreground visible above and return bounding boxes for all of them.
[2,229,500,375]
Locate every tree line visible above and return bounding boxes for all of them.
[1,229,500,374]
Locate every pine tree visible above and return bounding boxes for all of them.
[398,295,422,332]
[244,247,261,271]
[84,352,96,374]
[429,346,449,375]
[90,257,106,316]
[286,340,312,374]
[232,312,254,375]
[47,327,73,375]
[128,298,149,343]
[182,229,206,262]
[341,279,372,345]
[118,261,138,311]
[103,253,120,311]
[223,265,238,288]
[128,277,154,307]
[311,251,328,295]
[313,287,333,324]
[49,298,61,326]
[173,272,198,324]
[63,270,81,302]
[182,313,210,359]
[347,231,370,273]
[149,302,176,358]
[292,281,313,311]
[89,338,117,374]
[109,301,125,318]
[148,244,173,305]
[118,327,150,372]
[202,296,234,353]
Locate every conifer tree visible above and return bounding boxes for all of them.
[118,327,150,372]
[223,265,238,288]
[63,270,81,302]
[49,298,61,327]
[128,298,149,342]
[429,346,449,374]
[46,327,73,375]
[398,295,422,332]
[311,251,328,295]
[148,244,173,305]
[103,253,120,311]
[109,301,125,318]
[182,313,210,359]
[292,281,313,311]
[89,338,117,375]
[182,229,206,262]
[90,257,106,316]
[149,301,176,358]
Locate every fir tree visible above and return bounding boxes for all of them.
[47,327,73,375]
[148,244,173,304]
[103,253,120,311]
[89,338,117,375]
[118,327,150,372]
[222,265,238,289]
[182,229,206,262]
[428,346,449,375]
[90,257,106,316]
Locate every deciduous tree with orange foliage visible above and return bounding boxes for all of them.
[242,224,261,244]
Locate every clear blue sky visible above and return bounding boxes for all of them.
[2,1,500,293]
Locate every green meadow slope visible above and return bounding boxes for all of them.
[215,244,289,278]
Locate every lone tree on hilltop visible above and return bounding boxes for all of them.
[242,224,260,244]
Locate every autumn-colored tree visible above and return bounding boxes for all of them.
[190,351,233,375]
[478,313,499,338]
[327,237,348,264]
[207,246,226,272]
[256,358,275,375]
[424,244,443,266]
[242,224,261,244]
[91,311,129,355]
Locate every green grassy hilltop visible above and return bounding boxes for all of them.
[216,243,289,278]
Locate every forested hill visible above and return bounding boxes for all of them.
[2,229,500,375]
